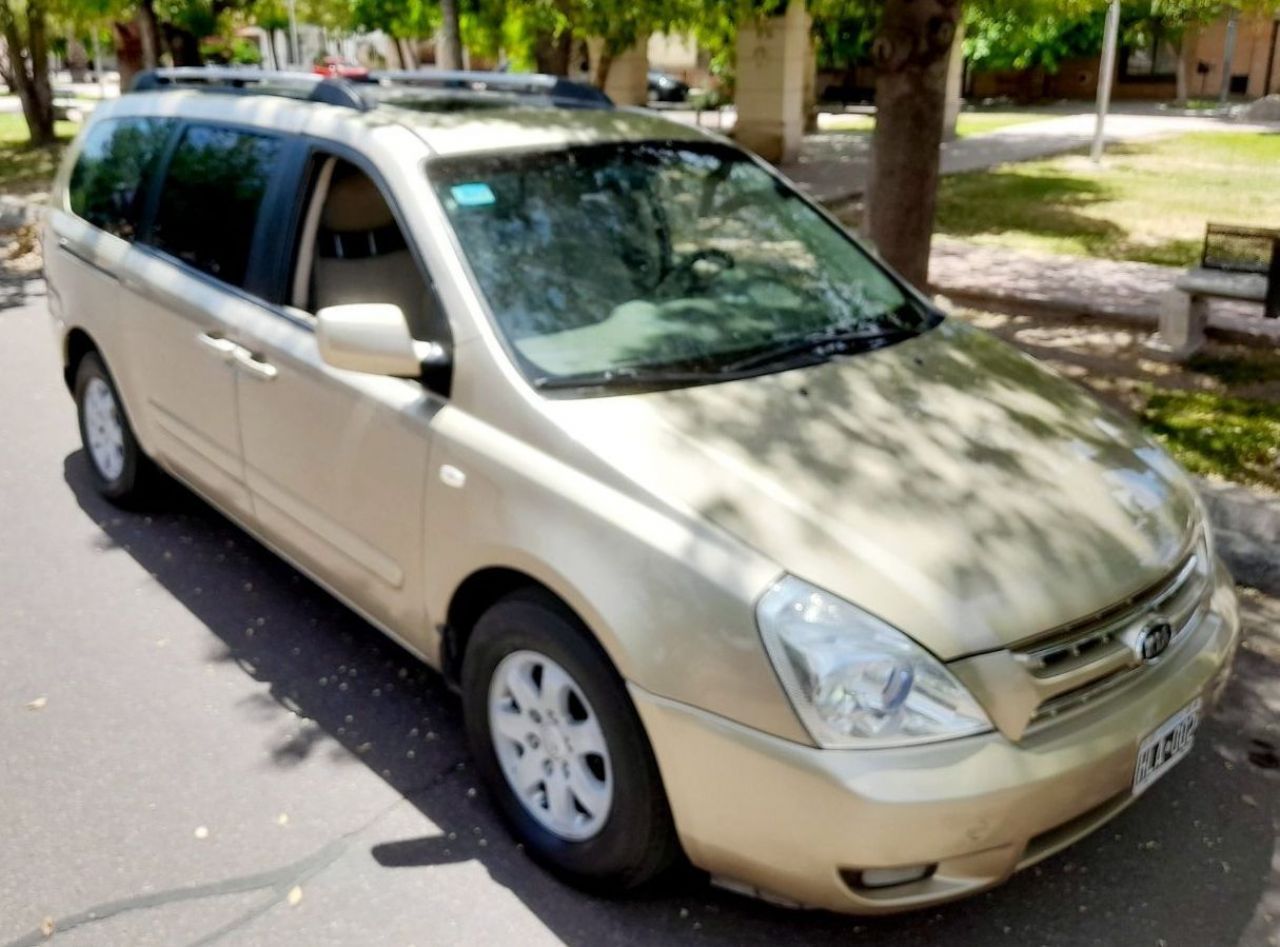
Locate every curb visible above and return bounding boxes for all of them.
[1197,477,1280,595]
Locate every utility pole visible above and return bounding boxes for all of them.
[1091,0,1121,164]
[1219,7,1240,105]
[91,27,105,99]
[287,0,301,68]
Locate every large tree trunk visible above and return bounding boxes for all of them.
[864,0,961,289]
[0,0,56,145]
[437,0,463,70]
[113,20,144,91]
[533,29,573,75]
[590,43,614,90]
[137,0,160,70]
[66,29,89,82]
[161,23,202,66]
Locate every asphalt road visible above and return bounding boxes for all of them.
[2,279,1279,946]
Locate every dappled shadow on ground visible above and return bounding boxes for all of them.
[61,446,1280,946]
[962,310,1280,491]
[0,272,44,313]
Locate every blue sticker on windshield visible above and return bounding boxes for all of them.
[451,183,496,207]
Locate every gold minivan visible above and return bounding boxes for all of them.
[45,68,1240,914]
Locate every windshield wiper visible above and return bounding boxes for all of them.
[533,365,725,391]
[718,324,920,374]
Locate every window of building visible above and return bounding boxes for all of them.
[146,125,281,288]
[1122,28,1178,79]
[67,117,173,240]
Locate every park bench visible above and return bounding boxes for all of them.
[1150,223,1279,360]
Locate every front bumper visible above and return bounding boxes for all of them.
[632,565,1240,914]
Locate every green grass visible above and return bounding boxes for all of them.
[821,110,1057,138]
[0,112,77,193]
[935,131,1280,267]
[1142,389,1280,490]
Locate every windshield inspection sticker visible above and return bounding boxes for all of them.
[451,183,496,207]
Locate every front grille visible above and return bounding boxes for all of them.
[1017,537,1211,733]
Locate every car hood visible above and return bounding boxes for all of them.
[541,321,1200,659]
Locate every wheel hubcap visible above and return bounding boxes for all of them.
[83,377,125,482]
[488,650,613,841]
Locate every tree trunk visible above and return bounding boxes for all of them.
[438,0,463,71]
[267,28,279,70]
[591,43,615,90]
[66,29,88,82]
[137,0,160,69]
[864,0,961,289]
[0,0,55,145]
[162,23,202,66]
[1174,32,1191,107]
[113,21,144,91]
[534,29,573,76]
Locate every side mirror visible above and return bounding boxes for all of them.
[315,304,447,379]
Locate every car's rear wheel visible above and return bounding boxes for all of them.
[75,352,157,505]
[462,589,680,891]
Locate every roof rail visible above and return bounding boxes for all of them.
[130,68,371,111]
[372,70,613,109]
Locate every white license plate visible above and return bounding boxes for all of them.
[1133,698,1201,796]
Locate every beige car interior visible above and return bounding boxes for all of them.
[292,157,445,341]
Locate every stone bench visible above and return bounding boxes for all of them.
[1147,268,1269,361]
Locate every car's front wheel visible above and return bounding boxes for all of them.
[75,352,157,505]
[462,589,680,891]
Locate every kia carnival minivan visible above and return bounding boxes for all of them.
[44,68,1240,914]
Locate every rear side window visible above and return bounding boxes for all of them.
[68,117,172,240]
[146,125,281,288]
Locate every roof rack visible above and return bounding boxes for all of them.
[371,70,613,109]
[129,67,613,112]
[131,68,372,111]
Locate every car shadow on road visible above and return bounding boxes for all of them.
[63,451,1280,947]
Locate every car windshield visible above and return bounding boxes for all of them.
[431,141,936,390]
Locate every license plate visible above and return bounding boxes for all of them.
[1133,698,1201,796]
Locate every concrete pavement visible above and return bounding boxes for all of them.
[1,281,1279,946]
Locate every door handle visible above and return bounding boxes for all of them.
[232,347,278,381]
[196,332,239,358]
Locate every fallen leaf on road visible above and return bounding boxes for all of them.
[287,885,303,907]
[194,826,209,840]
[26,697,46,711]
[276,813,289,826]
[40,916,54,937]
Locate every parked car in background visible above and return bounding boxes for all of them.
[647,69,689,103]
[44,67,1240,916]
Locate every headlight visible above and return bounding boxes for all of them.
[757,577,993,748]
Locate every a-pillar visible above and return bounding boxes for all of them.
[589,37,650,107]
[734,1,811,163]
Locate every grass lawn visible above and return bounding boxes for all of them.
[963,309,1280,491]
[821,110,1058,138]
[0,112,78,195]
[935,131,1280,268]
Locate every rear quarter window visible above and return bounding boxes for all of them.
[145,125,282,289]
[68,117,173,240]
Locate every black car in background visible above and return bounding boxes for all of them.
[647,69,689,103]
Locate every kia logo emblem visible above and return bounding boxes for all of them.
[1136,619,1174,663]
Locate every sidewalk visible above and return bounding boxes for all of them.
[929,237,1280,344]
[778,111,1280,204]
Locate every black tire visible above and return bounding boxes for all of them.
[74,351,159,506]
[462,588,681,892]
